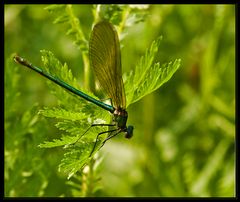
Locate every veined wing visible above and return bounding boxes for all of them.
[89,21,126,109]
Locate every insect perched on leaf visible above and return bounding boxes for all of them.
[14,21,133,157]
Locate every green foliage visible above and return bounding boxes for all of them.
[39,107,88,120]
[5,4,235,197]
[44,4,88,51]
[65,157,103,196]
[16,4,180,180]
[96,4,124,25]
[5,52,104,196]
[93,4,148,26]
[125,36,181,106]
[35,50,109,180]
[30,35,179,179]
[4,56,61,196]
[5,56,20,114]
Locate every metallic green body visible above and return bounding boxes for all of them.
[13,55,114,113]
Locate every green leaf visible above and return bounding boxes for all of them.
[40,50,78,88]
[44,4,66,13]
[59,140,102,179]
[5,56,52,196]
[39,50,98,110]
[38,135,78,148]
[45,4,88,51]
[4,56,21,115]
[93,5,149,39]
[125,36,181,107]
[39,107,88,121]
[55,120,84,137]
[96,4,124,25]
[53,14,69,24]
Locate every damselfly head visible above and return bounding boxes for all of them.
[125,125,134,139]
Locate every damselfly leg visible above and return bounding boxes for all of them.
[72,123,118,157]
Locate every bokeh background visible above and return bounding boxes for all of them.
[4,4,235,197]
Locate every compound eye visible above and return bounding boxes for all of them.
[125,125,134,139]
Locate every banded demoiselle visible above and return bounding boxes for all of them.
[14,21,133,156]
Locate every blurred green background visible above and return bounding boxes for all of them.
[4,4,235,197]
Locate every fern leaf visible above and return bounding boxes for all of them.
[94,5,148,33]
[39,50,99,109]
[40,50,79,88]
[66,28,77,35]
[44,4,66,13]
[60,149,89,179]
[136,37,162,83]
[39,107,88,121]
[55,120,86,137]
[45,4,88,51]
[125,37,181,107]
[38,135,78,148]
[5,56,21,115]
[40,49,98,101]
[59,141,102,179]
[53,14,69,24]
